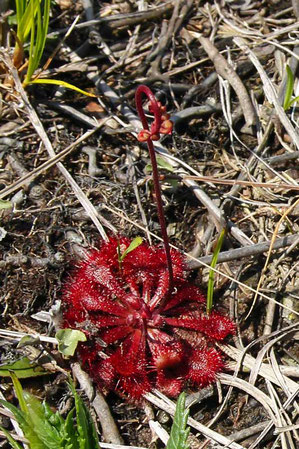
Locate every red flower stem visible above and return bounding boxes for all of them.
[135,85,174,297]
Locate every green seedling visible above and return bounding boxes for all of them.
[0,373,100,449]
[0,374,190,449]
[206,227,227,314]
[11,0,94,95]
[166,392,190,449]
[117,236,143,270]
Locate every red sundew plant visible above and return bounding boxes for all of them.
[62,85,235,401]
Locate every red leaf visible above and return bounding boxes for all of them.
[62,236,235,401]
[188,348,223,386]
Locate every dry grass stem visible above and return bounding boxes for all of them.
[72,363,123,444]
[1,2,298,448]
[193,33,256,129]
[145,392,245,449]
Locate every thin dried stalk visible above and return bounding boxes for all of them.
[145,391,246,449]
[191,33,256,128]
[234,37,299,150]
[220,337,298,395]
[72,363,123,444]
[0,51,109,241]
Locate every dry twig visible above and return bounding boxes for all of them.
[192,33,256,129]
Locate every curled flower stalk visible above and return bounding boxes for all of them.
[135,85,173,142]
[135,84,174,299]
[62,86,235,401]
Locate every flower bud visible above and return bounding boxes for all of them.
[151,133,160,141]
[161,113,170,121]
[137,129,151,142]
[159,120,173,135]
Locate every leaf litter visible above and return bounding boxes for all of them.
[0,1,298,448]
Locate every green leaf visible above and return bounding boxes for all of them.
[6,374,46,449]
[119,236,143,262]
[29,78,96,97]
[0,373,101,449]
[56,329,87,357]
[145,155,174,173]
[167,178,179,189]
[0,356,48,378]
[7,373,63,448]
[0,425,23,449]
[283,65,294,111]
[22,392,62,449]
[68,381,100,449]
[0,199,12,209]
[17,335,41,348]
[70,382,91,449]
[206,228,226,314]
[8,14,17,26]
[11,372,29,415]
[0,399,27,428]
[166,392,190,449]
[156,156,175,172]
[62,408,80,449]
[288,95,299,107]
[43,401,64,431]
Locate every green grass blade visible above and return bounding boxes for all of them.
[25,0,36,83]
[0,399,26,427]
[31,0,50,80]
[166,392,190,449]
[23,0,50,84]
[15,0,26,28]
[288,95,299,107]
[10,371,29,414]
[283,65,294,111]
[39,0,50,68]
[17,0,37,44]
[17,0,95,93]
[33,0,43,75]
[29,78,96,96]
[206,228,226,314]
[0,425,23,449]
[1,377,45,449]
